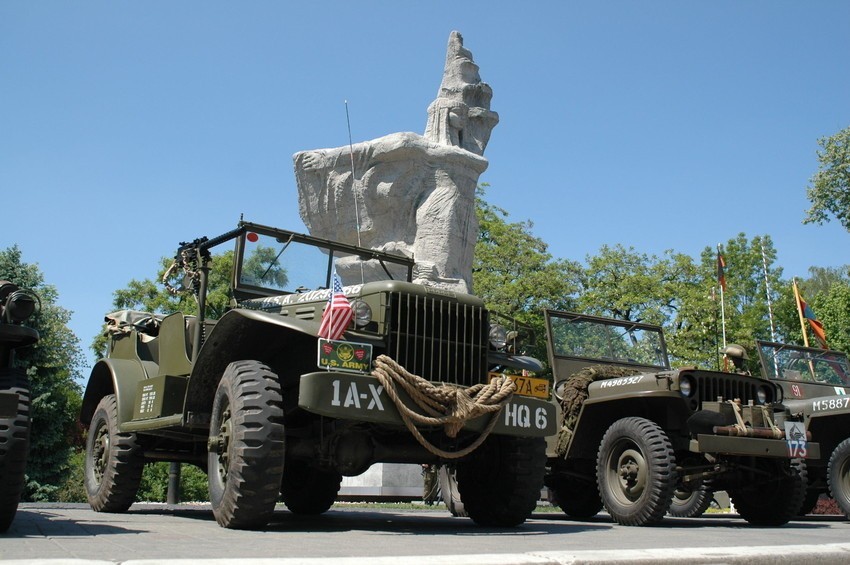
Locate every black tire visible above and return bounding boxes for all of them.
[281,461,341,515]
[828,438,850,519]
[798,488,821,516]
[730,458,806,527]
[0,368,30,532]
[668,481,712,518]
[597,417,677,526]
[208,361,285,529]
[550,478,604,519]
[84,394,144,512]
[438,465,467,517]
[456,436,546,527]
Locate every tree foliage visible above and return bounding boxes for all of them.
[804,126,850,232]
[472,187,578,360]
[0,245,84,500]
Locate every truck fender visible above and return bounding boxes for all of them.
[80,358,150,426]
[184,308,321,416]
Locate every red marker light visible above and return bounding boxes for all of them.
[247,232,259,242]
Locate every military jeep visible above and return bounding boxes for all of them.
[543,310,815,527]
[756,340,850,518]
[0,281,40,532]
[80,220,554,529]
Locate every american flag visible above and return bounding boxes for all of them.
[318,267,353,341]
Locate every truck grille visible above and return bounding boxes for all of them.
[696,374,759,405]
[386,292,488,387]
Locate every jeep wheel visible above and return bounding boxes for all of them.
[438,465,467,517]
[668,481,712,518]
[281,461,341,515]
[456,436,546,527]
[828,438,850,519]
[84,394,144,513]
[208,361,284,529]
[0,368,30,532]
[550,478,604,519]
[730,459,806,526]
[597,417,677,526]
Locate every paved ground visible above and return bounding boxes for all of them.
[2,503,850,564]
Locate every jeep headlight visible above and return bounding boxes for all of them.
[756,385,771,405]
[489,323,508,349]
[351,300,372,328]
[679,375,694,397]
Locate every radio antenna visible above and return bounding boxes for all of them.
[345,100,365,284]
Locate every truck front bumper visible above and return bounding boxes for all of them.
[298,371,556,438]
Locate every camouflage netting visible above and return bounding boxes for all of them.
[556,365,642,457]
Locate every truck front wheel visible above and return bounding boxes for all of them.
[280,461,341,515]
[208,360,285,529]
[0,368,30,532]
[84,394,144,512]
[828,438,850,519]
[729,458,806,526]
[597,417,677,526]
[456,435,546,527]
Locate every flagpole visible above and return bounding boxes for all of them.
[792,278,810,348]
[718,244,727,349]
[345,101,366,285]
[760,242,777,342]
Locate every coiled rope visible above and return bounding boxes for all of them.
[370,355,516,459]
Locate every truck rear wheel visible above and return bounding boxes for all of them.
[438,465,467,517]
[668,481,712,518]
[456,435,546,527]
[550,478,604,519]
[730,458,806,526]
[208,360,285,529]
[84,394,144,512]
[0,368,30,532]
[597,417,677,526]
[828,438,850,519]
[281,461,341,515]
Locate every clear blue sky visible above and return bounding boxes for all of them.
[2,2,848,376]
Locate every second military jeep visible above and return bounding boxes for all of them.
[543,310,816,527]
[80,220,554,529]
[756,340,850,518]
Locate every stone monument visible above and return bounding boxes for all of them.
[294,31,498,293]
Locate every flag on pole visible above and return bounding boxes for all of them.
[796,289,828,349]
[318,267,353,341]
[716,249,727,292]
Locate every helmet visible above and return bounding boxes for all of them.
[723,344,749,361]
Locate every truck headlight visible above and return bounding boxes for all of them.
[757,385,772,404]
[679,375,694,397]
[489,323,508,349]
[351,300,372,328]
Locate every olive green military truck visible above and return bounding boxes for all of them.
[0,281,40,532]
[80,220,554,529]
[756,340,850,518]
[543,310,816,527]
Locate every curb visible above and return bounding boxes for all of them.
[4,543,850,565]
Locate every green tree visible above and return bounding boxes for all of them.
[698,234,793,373]
[787,267,850,354]
[0,246,84,500]
[472,187,578,360]
[804,126,850,232]
[93,251,236,358]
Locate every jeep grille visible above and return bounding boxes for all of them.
[386,292,488,387]
[696,374,759,405]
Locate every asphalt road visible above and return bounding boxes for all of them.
[2,503,850,564]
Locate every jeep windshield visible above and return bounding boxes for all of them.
[757,340,850,387]
[545,311,670,372]
[232,222,414,301]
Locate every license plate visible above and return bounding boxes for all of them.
[317,339,373,373]
[491,372,550,399]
